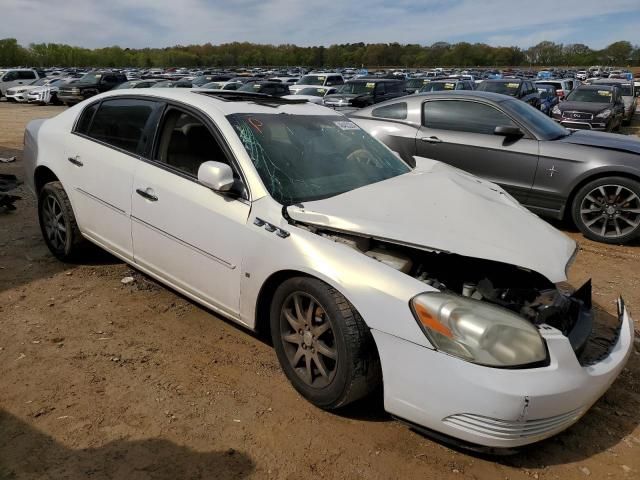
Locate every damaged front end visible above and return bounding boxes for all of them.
[292,223,615,366]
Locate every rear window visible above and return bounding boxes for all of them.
[86,99,156,154]
[372,102,408,120]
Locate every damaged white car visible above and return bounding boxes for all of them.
[23,89,634,450]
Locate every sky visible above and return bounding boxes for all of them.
[2,0,639,49]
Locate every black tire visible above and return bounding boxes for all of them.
[571,176,640,244]
[38,182,87,260]
[270,276,380,409]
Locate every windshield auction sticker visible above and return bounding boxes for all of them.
[334,121,359,130]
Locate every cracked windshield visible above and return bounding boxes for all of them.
[227,114,410,204]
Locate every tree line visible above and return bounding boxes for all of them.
[1,38,638,68]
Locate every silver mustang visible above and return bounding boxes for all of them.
[350,91,640,244]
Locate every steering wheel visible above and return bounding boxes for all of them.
[346,148,378,166]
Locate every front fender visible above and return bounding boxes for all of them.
[239,197,432,348]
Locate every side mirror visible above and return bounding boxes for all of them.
[494,125,523,137]
[197,161,235,192]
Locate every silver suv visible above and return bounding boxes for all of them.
[0,69,44,97]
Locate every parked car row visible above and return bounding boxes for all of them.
[3,67,637,125]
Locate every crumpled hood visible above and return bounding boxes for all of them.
[558,101,611,114]
[557,129,640,154]
[288,158,576,283]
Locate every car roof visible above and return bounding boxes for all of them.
[577,84,615,90]
[591,78,631,85]
[96,88,337,116]
[484,78,523,83]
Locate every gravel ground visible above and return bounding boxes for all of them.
[1,100,639,480]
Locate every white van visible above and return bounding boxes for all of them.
[0,69,44,97]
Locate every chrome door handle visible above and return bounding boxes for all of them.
[421,136,442,144]
[136,188,158,202]
[67,156,83,167]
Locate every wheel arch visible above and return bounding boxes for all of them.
[565,170,640,221]
[34,165,59,194]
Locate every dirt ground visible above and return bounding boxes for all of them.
[1,100,639,480]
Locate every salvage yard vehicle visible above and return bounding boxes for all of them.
[551,85,625,132]
[0,68,45,98]
[476,79,541,109]
[26,78,70,105]
[114,79,162,89]
[536,84,559,116]
[323,78,406,109]
[289,73,344,94]
[588,79,637,124]
[283,86,338,104]
[23,89,634,450]
[350,90,640,244]
[57,71,127,105]
[5,77,54,102]
[534,79,576,101]
[418,79,475,92]
[238,80,290,97]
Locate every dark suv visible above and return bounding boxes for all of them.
[323,78,406,109]
[57,71,127,105]
[418,79,475,92]
[476,79,541,108]
[551,85,625,131]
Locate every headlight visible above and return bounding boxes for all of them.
[596,109,611,119]
[552,105,561,115]
[410,293,547,367]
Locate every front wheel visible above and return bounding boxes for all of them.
[38,182,87,260]
[571,177,640,244]
[270,277,380,409]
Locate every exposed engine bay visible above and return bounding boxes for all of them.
[312,227,594,354]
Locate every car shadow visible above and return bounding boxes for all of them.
[0,409,255,479]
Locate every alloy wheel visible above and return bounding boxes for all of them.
[580,184,640,239]
[42,194,67,251]
[280,292,338,388]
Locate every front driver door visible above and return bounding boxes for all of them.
[131,106,250,318]
[415,98,540,204]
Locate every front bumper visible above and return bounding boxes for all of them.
[5,91,29,102]
[554,118,608,131]
[373,298,634,448]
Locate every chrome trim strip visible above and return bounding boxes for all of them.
[131,215,235,270]
[75,187,126,215]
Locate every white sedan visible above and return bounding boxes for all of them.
[23,89,634,450]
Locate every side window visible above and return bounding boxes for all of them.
[332,77,344,85]
[19,71,36,80]
[3,71,18,81]
[375,83,386,95]
[75,102,99,135]
[155,109,227,177]
[87,99,156,154]
[372,102,408,120]
[423,100,516,135]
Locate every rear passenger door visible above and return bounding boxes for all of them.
[131,105,250,318]
[415,99,539,204]
[65,98,161,260]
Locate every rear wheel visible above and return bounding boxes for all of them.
[38,182,87,260]
[572,177,640,244]
[270,276,380,409]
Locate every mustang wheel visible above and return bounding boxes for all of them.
[38,181,86,260]
[572,177,640,244]
[270,277,380,409]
